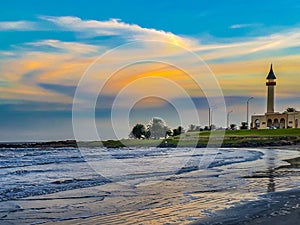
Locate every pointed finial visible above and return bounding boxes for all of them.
[266,63,276,79]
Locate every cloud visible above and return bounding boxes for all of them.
[0,51,15,56]
[195,28,300,62]
[27,39,101,54]
[1,16,300,108]
[0,50,94,104]
[229,24,255,29]
[0,21,37,31]
[1,100,72,112]
[39,16,192,47]
[38,83,77,97]
[5,16,300,62]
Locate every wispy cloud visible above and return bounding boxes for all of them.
[0,51,15,56]
[26,39,101,54]
[0,20,37,31]
[229,23,256,29]
[39,16,192,47]
[195,28,300,62]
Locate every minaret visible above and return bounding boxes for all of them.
[266,64,276,113]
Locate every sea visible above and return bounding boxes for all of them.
[0,146,299,224]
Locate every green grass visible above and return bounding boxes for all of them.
[182,128,300,137]
[120,139,162,147]
[79,128,300,148]
[225,128,300,136]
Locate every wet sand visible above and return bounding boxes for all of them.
[0,176,258,225]
[4,185,298,225]
[194,151,300,225]
[1,147,299,225]
[192,189,300,225]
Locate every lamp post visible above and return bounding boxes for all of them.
[227,110,233,128]
[211,108,214,129]
[247,97,254,129]
[208,107,211,129]
[209,106,217,129]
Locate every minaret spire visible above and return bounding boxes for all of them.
[266,64,277,113]
[266,63,276,80]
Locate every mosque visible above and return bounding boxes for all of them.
[251,65,300,129]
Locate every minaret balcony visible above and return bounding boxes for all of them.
[266,81,276,86]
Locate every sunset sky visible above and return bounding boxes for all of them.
[1,0,300,141]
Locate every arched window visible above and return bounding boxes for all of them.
[296,119,298,128]
[255,119,260,128]
[274,118,279,128]
[280,118,285,129]
[267,119,272,127]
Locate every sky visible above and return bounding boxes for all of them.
[1,0,300,141]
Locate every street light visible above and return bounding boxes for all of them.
[208,107,211,129]
[247,97,254,129]
[227,110,233,128]
[209,106,217,129]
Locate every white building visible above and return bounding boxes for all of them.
[251,65,300,129]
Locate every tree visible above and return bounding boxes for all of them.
[130,124,146,139]
[286,107,297,112]
[144,129,151,139]
[204,126,210,131]
[165,129,173,138]
[173,126,184,136]
[230,124,237,130]
[148,117,168,139]
[240,122,248,130]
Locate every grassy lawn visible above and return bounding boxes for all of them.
[182,128,300,137]
[80,128,300,148]
[225,128,300,136]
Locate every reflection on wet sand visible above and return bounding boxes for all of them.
[248,149,300,194]
[266,151,276,193]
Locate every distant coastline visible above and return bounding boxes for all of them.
[0,140,78,148]
[1,129,300,149]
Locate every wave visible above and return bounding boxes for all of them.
[0,177,110,202]
[0,147,265,202]
[0,148,84,169]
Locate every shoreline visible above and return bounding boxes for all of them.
[1,129,300,149]
[0,138,299,149]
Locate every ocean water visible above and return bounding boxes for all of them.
[0,147,262,201]
[0,147,109,202]
[0,147,299,224]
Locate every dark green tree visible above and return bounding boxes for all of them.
[240,122,248,130]
[230,124,237,130]
[131,124,146,139]
[286,107,297,112]
[144,129,151,139]
[204,126,210,131]
[173,126,184,136]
